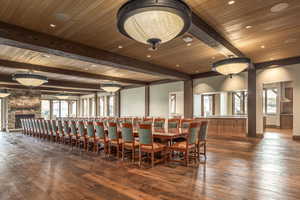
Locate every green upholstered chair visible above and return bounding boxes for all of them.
[57,120,64,144]
[50,120,58,142]
[138,124,166,168]
[197,121,208,160]
[121,123,138,162]
[169,122,200,166]
[78,121,87,150]
[154,118,165,129]
[37,119,44,139]
[108,122,122,158]
[143,118,153,126]
[63,120,71,144]
[168,119,180,129]
[86,121,95,151]
[69,120,78,148]
[46,120,53,142]
[42,120,49,140]
[94,121,108,154]
[181,119,192,129]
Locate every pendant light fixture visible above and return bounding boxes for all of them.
[56,93,70,100]
[0,89,10,98]
[12,71,48,87]
[117,0,192,50]
[212,57,251,77]
[101,83,121,93]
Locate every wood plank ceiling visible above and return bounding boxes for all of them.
[0,0,298,90]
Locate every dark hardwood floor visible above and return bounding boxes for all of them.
[1,131,300,200]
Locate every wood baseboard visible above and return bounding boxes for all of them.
[293,136,300,140]
[265,125,280,129]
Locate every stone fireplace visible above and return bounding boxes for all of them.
[7,90,41,131]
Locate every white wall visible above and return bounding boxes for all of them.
[256,65,300,135]
[194,73,247,93]
[193,64,300,136]
[121,87,145,117]
[169,91,184,117]
[150,81,184,117]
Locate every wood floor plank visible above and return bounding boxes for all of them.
[0,130,300,200]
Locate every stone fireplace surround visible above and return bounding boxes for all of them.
[6,90,41,132]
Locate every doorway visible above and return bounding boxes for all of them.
[263,81,293,139]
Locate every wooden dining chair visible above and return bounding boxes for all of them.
[45,120,53,142]
[43,120,50,141]
[169,122,200,166]
[78,121,87,150]
[154,118,165,129]
[86,121,95,151]
[57,120,64,144]
[38,119,44,139]
[32,119,38,137]
[94,122,108,154]
[108,122,122,158]
[63,120,71,145]
[121,123,139,162]
[69,120,78,149]
[138,124,166,168]
[168,118,180,129]
[50,120,58,142]
[180,119,193,129]
[143,118,153,125]
[197,121,208,160]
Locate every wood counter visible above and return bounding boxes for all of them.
[196,117,247,138]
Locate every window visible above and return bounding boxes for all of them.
[232,92,247,115]
[170,94,176,114]
[61,101,69,117]
[41,100,50,119]
[83,99,89,117]
[69,101,77,117]
[264,88,278,114]
[91,98,95,116]
[202,95,214,116]
[99,96,105,116]
[108,96,114,117]
[53,100,60,119]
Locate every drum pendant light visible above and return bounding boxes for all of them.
[117,0,192,50]
[212,57,251,77]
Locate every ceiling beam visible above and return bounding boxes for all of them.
[0,73,101,91]
[0,59,146,85]
[255,56,300,69]
[0,21,191,80]
[0,84,92,94]
[189,12,245,57]
[191,71,220,79]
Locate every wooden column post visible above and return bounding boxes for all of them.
[145,85,150,117]
[184,80,193,118]
[248,64,257,137]
[94,92,99,117]
[115,91,121,117]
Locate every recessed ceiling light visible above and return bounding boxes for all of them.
[228,1,235,5]
[270,57,274,60]
[91,64,97,67]
[261,45,265,49]
[186,43,192,47]
[118,45,123,49]
[176,64,180,68]
[246,25,252,29]
[50,24,56,28]
[195,70,199,73]
[85,68,89,70]
[147,54,152,58]
[271,3,289,12]
[42,54,50,58]
[182,36,193,43]
[212,56,215,59]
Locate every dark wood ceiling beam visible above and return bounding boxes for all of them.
[190,12,245,57]
[0,59,146,85]
[255,56,300,69]
[0,21,190,80]
[0,84,92,94]
[191,71,220,79]
[0,73,101,91]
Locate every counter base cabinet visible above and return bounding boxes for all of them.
[197,118,247,138]
[280,115,293,129]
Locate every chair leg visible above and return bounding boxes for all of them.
[117,145,120,158]
[139,147,142,167]
[185,150,189,166]
[122,145,124,161]
[204,142,207,160]
[108,143,111,156]
[151,152,154,168]
[132,147,135,163]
